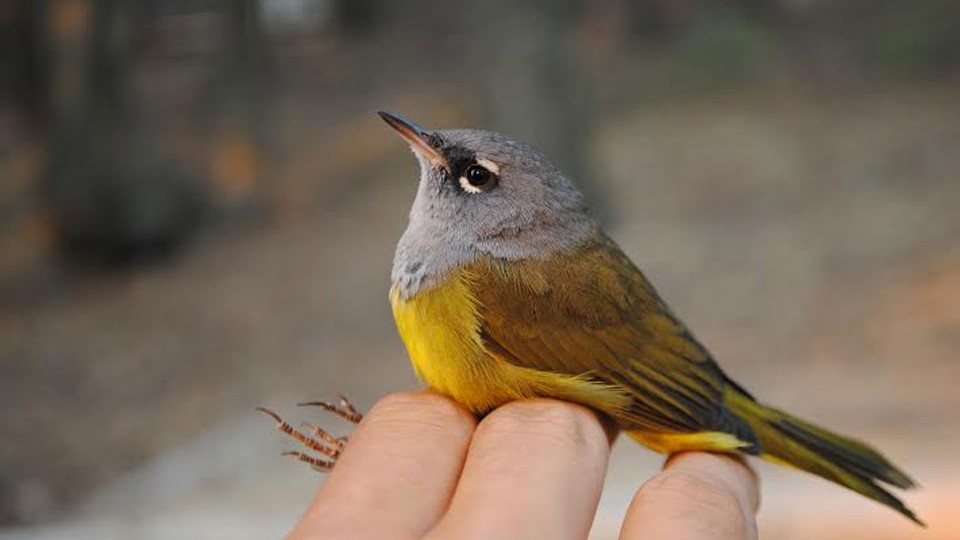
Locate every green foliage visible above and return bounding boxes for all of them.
[670,10,778,91]
[876,0,960,76]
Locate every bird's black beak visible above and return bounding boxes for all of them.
[377,111,447,170]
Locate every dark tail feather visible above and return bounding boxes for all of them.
[726,390,923,526]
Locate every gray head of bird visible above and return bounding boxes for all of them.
[379,111,598,297]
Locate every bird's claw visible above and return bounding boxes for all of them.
[258,395,364,472]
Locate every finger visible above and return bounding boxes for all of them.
[427,399,611,540]
[287,391,476,540]
[620,452,760,540]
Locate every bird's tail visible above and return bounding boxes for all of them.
[725,389,923,525]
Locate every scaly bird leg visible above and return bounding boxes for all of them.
[257,396,364,472]
[281,451,335,472]
[298,394,364,424]
[257,407,341,471]
[301,421,347,453]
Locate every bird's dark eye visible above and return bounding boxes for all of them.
[459,163,498,194]
[466,165,491,186]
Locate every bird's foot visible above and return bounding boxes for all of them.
[257,395,363,472]
[298,395,365,424]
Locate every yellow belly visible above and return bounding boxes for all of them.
[389,268,630,415]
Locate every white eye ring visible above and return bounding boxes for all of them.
[459,176,483,194]
[476,158,500,174]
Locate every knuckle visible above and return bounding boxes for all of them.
[481,399,606,451]
[368,392,474,431]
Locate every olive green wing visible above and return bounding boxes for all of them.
[472,234,758,446]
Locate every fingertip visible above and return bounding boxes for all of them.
[364,390,478,436]
[428,399,611,540]
[478,399,611,457]
[621,451,759,540]
[665,452,760,514]
[296,390,477,538]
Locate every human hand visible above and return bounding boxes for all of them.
[285,392,759,540]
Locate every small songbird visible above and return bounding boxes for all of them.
[379,111,921,524]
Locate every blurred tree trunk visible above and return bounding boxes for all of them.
[208,0,275,216]
[470,0,610,222]
[332,0,382,37]
[38,0,205,264]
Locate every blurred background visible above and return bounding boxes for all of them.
[1,0,958,538]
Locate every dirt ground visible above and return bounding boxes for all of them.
[2,82,959,538]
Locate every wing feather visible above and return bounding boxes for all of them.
[471,233,757,444]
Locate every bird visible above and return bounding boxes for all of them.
[376,111,921,525]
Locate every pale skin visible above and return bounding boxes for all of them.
[286,392,760,540]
